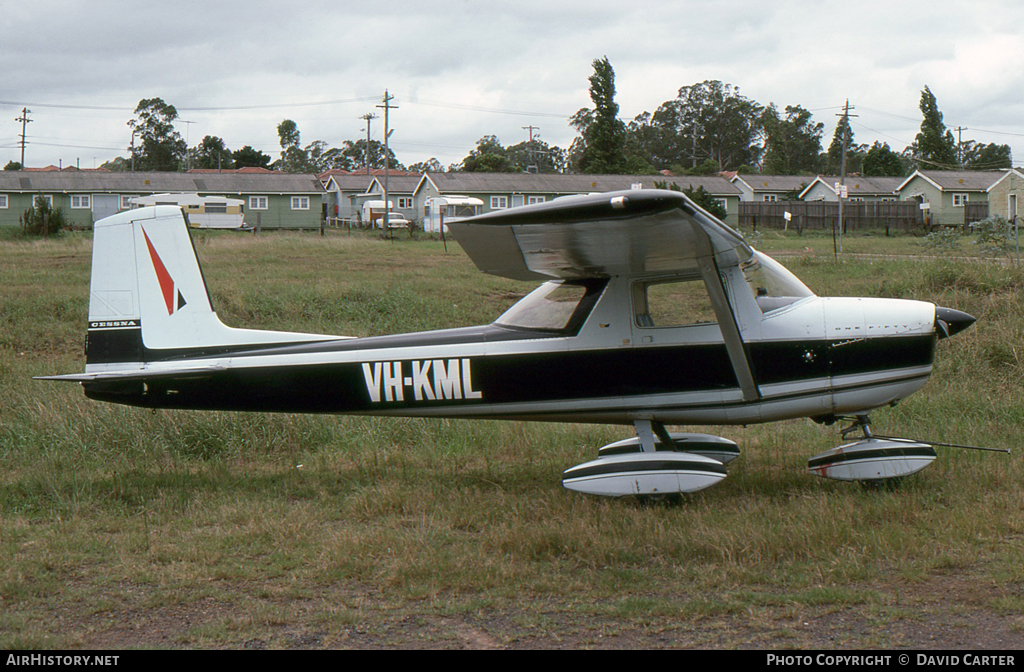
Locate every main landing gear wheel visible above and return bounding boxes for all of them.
[561,420,737,499]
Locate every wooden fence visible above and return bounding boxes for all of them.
[737,201,990,234]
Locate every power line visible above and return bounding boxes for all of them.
[0,95,570,119]
[0,96,382,113]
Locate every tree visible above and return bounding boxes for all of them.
[505,138,567,173]
[276,119,310,173]
[760,104,824,174]
[912,86,957,170]
[4,161,22,171]
[339,139,400,172]
[129,98,187,171]
[98,157,130,172]
[461,135,511,172]
[675,81,763,171]
[625,109,684,171]
[961,141,1012,170]
[823,113,865,175]
[306,142,352,173]
[625,82,763,173]
[862,142,907,176]
[408,158,444,173]
[654,180,727,220]
[189,135,234,170]
[572,57,629,174]
[232,145,272,170]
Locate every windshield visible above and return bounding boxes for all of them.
[740,251,815,313]
[495,280,604,333]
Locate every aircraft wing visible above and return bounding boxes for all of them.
[446,189,752,281]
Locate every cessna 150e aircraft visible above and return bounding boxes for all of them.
[40,189,979,498]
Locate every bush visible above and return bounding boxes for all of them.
[922,226,961,253]
[19,197,66,237]
[972,215,1016,258]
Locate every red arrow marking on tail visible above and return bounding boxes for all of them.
[142,228,176,315]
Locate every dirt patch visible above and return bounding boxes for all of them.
[32,573,1024,650]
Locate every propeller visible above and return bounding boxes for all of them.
[935,306,976,339]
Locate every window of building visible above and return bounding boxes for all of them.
[527,196,546,205]
[121,195,136,209]
[249,196,269,210]
[33,195,53,209]
[490,196,508,209]
[952,193,969,207]
[397,197,412,209]
[70,195,91,209]
[0,195,7,209]
[762,194,777,202]
[291,196,309,210]
[716,198,728,212]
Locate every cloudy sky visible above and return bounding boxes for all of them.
[2,0,1022,171]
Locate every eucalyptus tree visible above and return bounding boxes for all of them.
[189,135,234,170]
[624,81,762,172]
[128,98,187,171]
[862,142,908,177]
[760,104,824,174]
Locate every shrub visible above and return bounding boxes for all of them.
[922,226,961,253]
[19,197,66,237]
[972,215,1016,258]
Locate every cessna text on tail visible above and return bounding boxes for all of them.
[40,190,978,498]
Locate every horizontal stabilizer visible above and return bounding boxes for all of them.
[35,364,226,383]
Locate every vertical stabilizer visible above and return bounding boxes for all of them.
[85,206,333,371]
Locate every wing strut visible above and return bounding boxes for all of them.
[691,223,760,403]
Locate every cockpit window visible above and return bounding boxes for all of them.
[741,251,815,313]
[495,280,605,334]
[633,277,718,328]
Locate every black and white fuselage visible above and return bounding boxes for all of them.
[55,192,960,433]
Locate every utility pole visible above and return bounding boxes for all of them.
[361,113,378,175]
[180,120,195,170]
[953,126,968,168]
[376,91,397,232]
[15,108,32,168]
[835,100,857,257]
[128,120,138,172]
[522,125,539,172]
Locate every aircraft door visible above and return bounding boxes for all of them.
[629,276,722,347]
[630,273,761,407]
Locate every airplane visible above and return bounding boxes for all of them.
[39,189,981,499]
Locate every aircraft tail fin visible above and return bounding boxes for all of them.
[85,206,331,369]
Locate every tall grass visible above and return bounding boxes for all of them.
[2,228,1022,647]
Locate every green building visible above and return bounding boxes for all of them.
[0,169,324,229]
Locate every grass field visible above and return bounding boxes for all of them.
[1,226,1023,649]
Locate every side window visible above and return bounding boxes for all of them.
[634,278,717,328]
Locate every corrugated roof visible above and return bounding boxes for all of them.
[917,170,1007,190]
[733,174,818,191]
[420,172,740,195]
[367,176,424,193]
[0,171,324,193]
[322,174,377,191]
[805,176,903,196]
